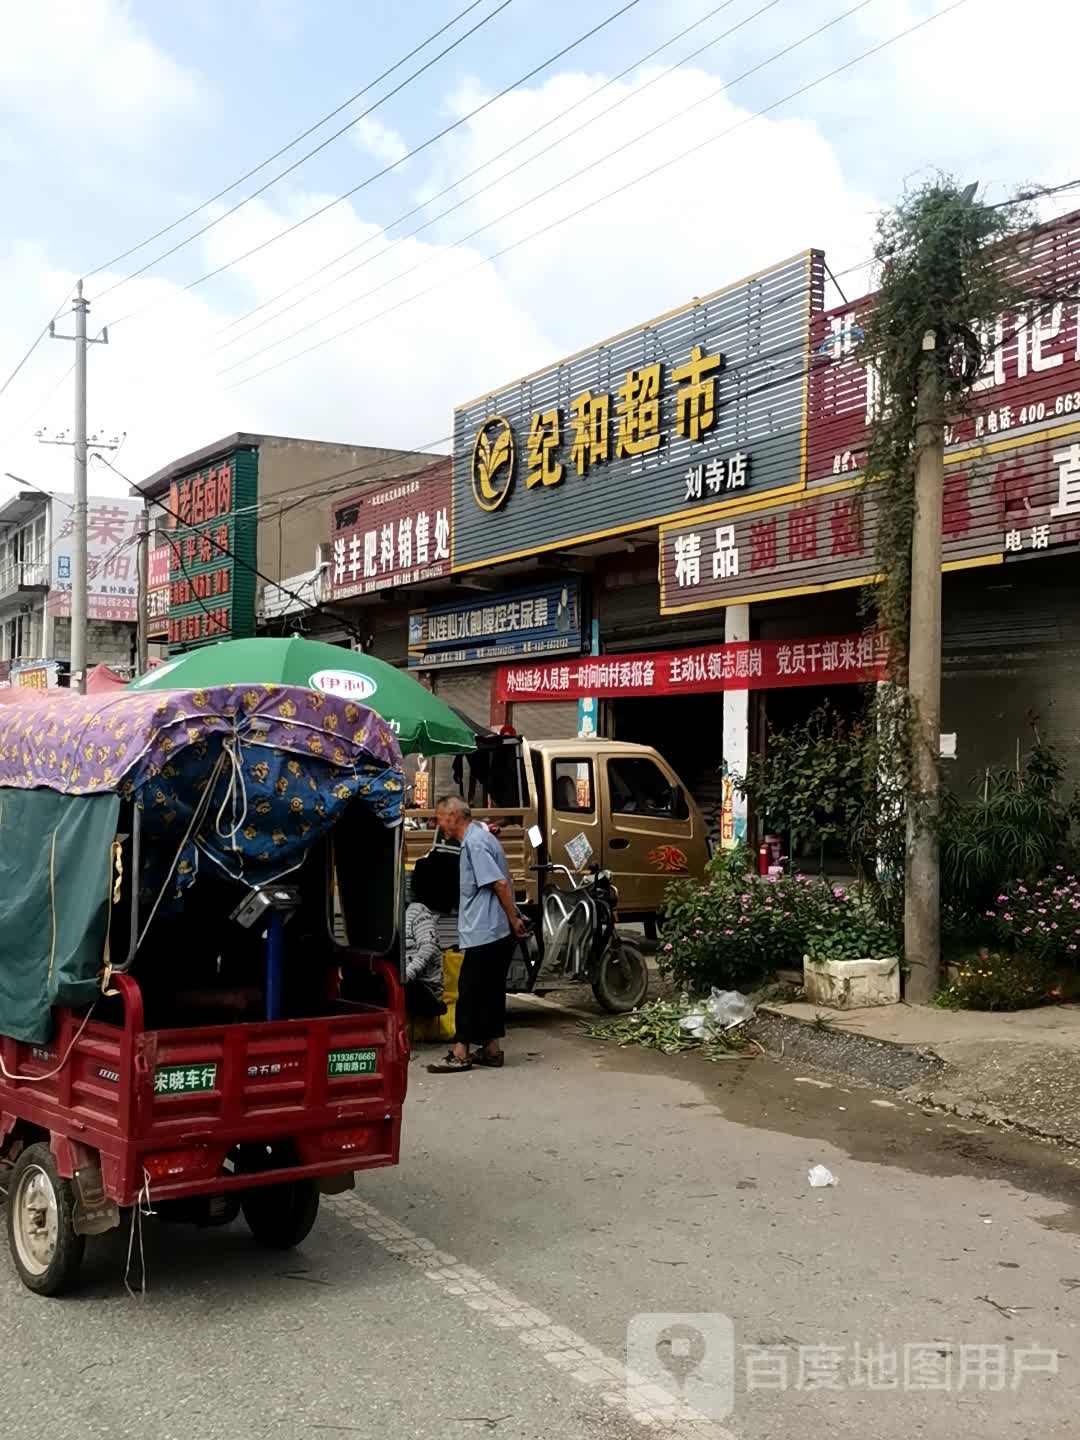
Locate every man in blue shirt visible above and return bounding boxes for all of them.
[428,795,526,1073]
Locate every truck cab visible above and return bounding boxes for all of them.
[404,735,708,921]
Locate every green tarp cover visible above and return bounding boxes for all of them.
[0,789,120,1044]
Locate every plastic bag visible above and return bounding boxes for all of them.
[678,1010,709,1038]
[705,988,755,1030]
[808,1165,838,1188]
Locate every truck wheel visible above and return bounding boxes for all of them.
[6,1142,86,1296]
[592,940,649,1014]
[241,1181,320,1249]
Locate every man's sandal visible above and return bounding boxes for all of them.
[427,1052,473,1073]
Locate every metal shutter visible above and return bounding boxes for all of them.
[942,558,1080,789]
[427,668,495,797]
[509,699,579,741]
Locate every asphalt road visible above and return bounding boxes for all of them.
[3,1000,1080,1440]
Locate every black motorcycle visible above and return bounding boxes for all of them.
[514,862,649,1014]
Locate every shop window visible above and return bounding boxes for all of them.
[607,758,687,820]
[552,759,594,813]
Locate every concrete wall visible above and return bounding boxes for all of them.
[255,438,434,586]
[53,618,136,670]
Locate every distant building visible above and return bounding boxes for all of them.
[135,431,438,652]
[0,488,139,688]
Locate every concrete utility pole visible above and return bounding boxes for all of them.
[49,282,108,695]
[903,329,945,1005]
[136,501,150,676]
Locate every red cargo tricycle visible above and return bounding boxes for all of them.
[0,682,409,1295]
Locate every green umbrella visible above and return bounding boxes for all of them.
[128,637,476,756]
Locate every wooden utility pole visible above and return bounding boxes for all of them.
[903,329,945,1004]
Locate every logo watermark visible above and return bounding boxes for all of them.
[627,1314,1058,1425]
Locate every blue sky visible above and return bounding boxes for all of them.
[1,0,1077,499]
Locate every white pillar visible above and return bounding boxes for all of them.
[722,603,750,848]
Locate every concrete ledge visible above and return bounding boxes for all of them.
[752,1005,947,1091]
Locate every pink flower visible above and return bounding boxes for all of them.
[663,942,673,953]
[997,894,1008,903]
[724,929,734,936]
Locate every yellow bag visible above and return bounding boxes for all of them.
[409,950,462,1044]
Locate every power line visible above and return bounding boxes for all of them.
[218,0,860,378]
[216,0,753,348]
[226,0,970,391]
[94,0,517,304]
[98,0,641,332]
[84,0,493,282]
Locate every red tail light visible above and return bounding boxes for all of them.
[144,1148,206,1181]
[318,1126,375,1154]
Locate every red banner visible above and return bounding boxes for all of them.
[497,633,886,702]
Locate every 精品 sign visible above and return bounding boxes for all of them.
[50,495,142,623]
[452,251,823,570]
[330,460,451,599]
[165,448,258,650]
[408,579,583,669]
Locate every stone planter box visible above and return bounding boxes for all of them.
[803,955,900,1009]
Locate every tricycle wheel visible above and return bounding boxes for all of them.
[6,1143,85,1296]
[241,1181,320,1249]
[592,939,649,1014]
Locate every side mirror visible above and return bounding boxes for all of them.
[671,785,689,821]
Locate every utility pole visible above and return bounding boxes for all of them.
[903,329,945,1004]
[136,502,150,676]
[49,282,108,695]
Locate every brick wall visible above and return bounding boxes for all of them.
[53,619,136,671]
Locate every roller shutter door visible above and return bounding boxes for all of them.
[942,558,1080,789]
[509,699,579,741]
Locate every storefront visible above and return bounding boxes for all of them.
[408,580,586,794]
[448,251,826,839]
[793,205,1080,789]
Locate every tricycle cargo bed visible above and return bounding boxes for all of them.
[0,986,407,1207]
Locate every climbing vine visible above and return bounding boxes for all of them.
[861,178,1034,663]
[856,179,1037,915]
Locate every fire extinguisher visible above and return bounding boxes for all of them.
[758,843,769,876]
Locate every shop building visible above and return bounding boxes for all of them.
[0,488,139,688]
[442,209,1080,855]
[136,431,438,652]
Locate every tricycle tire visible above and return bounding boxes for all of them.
[6,1142,86,1296]
[241,1181,320,1249]
[592,939,649,1014]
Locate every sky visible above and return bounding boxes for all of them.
[0,0,1077,504]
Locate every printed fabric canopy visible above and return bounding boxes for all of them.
[0,683,402,807]
[0,686,405,1044]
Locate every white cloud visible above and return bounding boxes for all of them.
[0,0,209,146]
[351,117,410,169]
[2,3,1079,509]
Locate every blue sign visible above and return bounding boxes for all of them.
[408,579,583,669]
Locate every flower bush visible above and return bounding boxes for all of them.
[660,861,897,994]
[935,950,1050,1012]
[989,868,1080,966]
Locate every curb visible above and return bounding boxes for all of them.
[751,1004,947,1091]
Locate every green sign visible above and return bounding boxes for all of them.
[166,445,258,651]
[154,1062,218,1095]
[327,1047,377,1077]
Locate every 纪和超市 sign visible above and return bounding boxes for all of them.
[330,460,451,599]
[451,251,823,570]
[496,633,886,702]
[166,448,258,649]
[409,579,582,669]
[807,207,1080,563]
